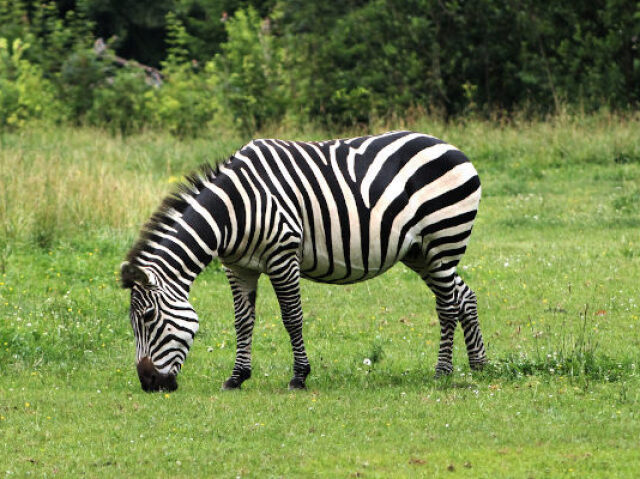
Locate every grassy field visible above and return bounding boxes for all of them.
[1,114,640,477]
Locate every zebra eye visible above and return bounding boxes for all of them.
[142,307,156,324]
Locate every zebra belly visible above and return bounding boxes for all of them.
[299,263,391,285]
[297,226,417,284]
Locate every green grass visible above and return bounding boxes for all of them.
[1,114,640,477]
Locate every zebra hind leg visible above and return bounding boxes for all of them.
[433,293,459,377]
[222,267,260,390]
[454,274,487,370]
[403,257,458,377]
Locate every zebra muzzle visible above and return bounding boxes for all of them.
[137,356,178,392]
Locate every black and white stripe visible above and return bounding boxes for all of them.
[121,131,487,391]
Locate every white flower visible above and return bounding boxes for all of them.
[363,358,372,366]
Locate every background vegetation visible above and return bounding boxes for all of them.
[1,0,639,133]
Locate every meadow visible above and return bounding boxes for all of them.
[1,113,639,477]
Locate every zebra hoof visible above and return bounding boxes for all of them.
[434,366,453,379]
[288,377,307,390]
[469,359,488,371]
[222,368,251,390]
[222,377,242,390]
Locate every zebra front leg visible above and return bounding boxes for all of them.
[269,257,310,389]
[454,275,487,370]
[222,267,260,390]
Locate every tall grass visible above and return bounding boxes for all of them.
[2,111,639,249]
[0,128,244,248]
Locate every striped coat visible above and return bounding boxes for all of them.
[121,131,487,392]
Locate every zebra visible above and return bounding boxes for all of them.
[121,130,487,392]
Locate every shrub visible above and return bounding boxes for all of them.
[0,37,61,129]
[59,48,111,123]
[145,13,219,137]
[146,64,218,137]
[211,7,286,133]
[87,67,153,135]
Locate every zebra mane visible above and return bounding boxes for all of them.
[124,160,226,268]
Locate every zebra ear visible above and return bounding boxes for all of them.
[120,262,154,289]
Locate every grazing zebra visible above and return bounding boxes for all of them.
[121,131,487,392]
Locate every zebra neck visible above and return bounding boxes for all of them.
[126,162,240,295]
[135,210,225,296]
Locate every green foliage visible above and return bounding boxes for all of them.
[172,0,228,61]
[0,0,29,45]
[279,0,443,123]
[147,63,218,137]
[87,67,153,135]
[0,1,96,127]
[58,47,111,122]
[164,11,192,65]
[1,0,639,133]
[272,0,640,124]
[0,37,61,129]
[25,1,94,76]
[212,6,285,132]
[143,12,218,137]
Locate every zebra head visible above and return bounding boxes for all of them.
[120,261,199,392]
